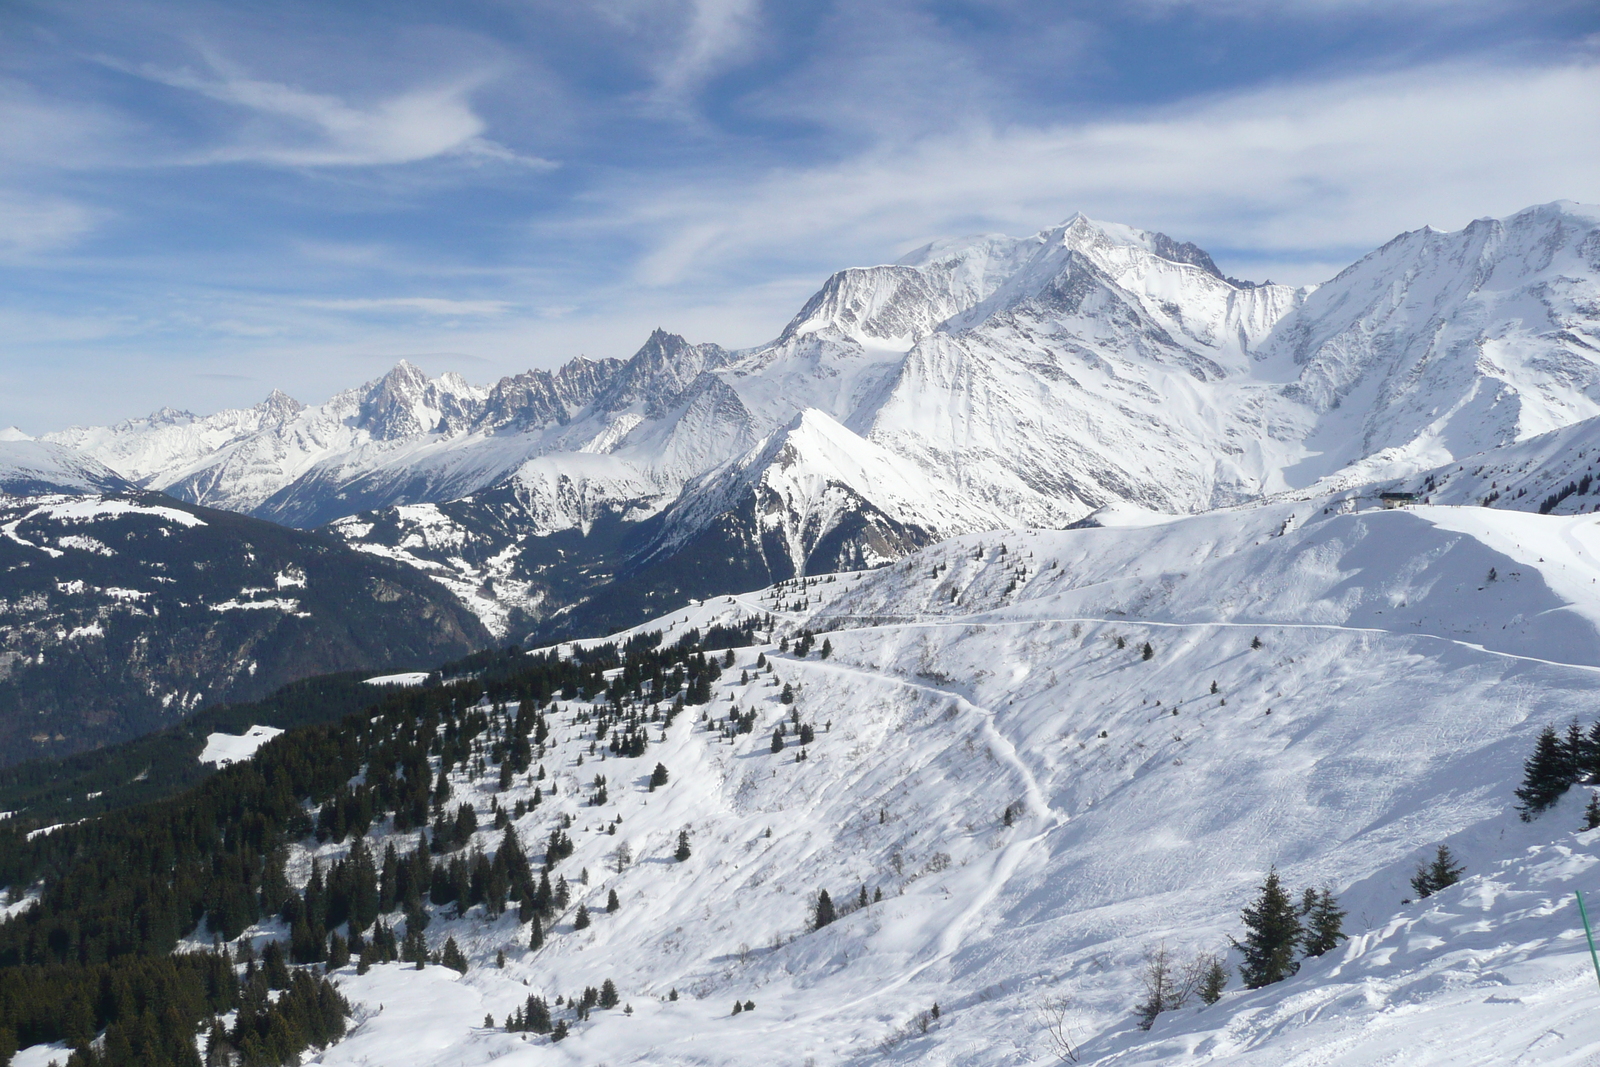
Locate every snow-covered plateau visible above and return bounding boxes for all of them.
[203,489,1600,1067]
[34,201,1600,642]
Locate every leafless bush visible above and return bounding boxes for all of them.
[1033,997,1079,1063]
[1134,944,1215,1030]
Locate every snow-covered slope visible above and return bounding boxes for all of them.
[176,491,1600,1067]
[1263,200,1600,489]
[1093,831,1600,1066]
[0,430,134,496]
[638,409,1012,574]
[1356,412,1600,517]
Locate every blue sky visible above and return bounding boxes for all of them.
[2,0,1598,431]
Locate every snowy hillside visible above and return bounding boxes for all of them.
[1264,200,1600,490]
[130,491,1600,1067]
[1092,831,1600,1066]
[0,431,133,496]
[1354,413,1600,517]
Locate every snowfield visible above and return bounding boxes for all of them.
[198,725,285,767]
[192,494,1600,1067]
[361,672,432,688]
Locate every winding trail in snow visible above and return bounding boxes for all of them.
[703,651,1068,1046]
[778,607,1600,680]
[827,663,1059,951]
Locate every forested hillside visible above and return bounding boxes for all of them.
[0,492,489,764]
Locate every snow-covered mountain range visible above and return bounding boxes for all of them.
[34,201,1600,642]
[10,200,1600,1067]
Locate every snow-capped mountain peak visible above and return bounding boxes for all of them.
[354,360,488,439]
[254,388,304,422]
[1262,198,1600,489]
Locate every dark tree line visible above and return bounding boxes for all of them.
[0,946,346,1067]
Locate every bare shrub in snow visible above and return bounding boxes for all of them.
[1033,997,1079,1063]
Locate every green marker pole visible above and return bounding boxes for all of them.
[1577,889,1600,994]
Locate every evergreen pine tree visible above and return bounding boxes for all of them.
[441,937,469,974]
[529,917,544,951]
[1301,888,1347,956]
[1232,868,1301,988]
[1585,792,1600,831]
[1197,956,1227,1005]
[1567,719,1588,779]
[650,762,670,788]
[327,932,350,970]
[1141,642,1154,660]
[574,904,590,930]
[1584,721,1600,781]
[771,728,784,754]
[813,889,835,930]
[1409,844,1465,899]
[819,639,832,660]
[607,889,620,913]
[599,979,619,1009]
[1516,724,1575,820]
[675,829,692,861]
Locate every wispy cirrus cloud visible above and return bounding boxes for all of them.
[654,0,762,100]
[103,53,553,169]
[613,57,1600,287]
[305,297,514,316]
[0,192,100,256]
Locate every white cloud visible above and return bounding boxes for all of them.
[0,81,136,171]
[655,0,761,99]
[0,193,99,255]
[306,297,515,316]
[122,56,541,168]
[606,58,1600,287]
